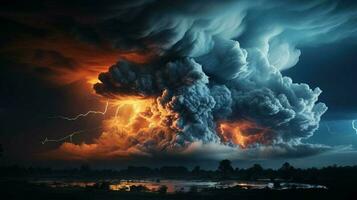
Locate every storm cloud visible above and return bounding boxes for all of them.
[88,0,357,158]
[2,0,357,160]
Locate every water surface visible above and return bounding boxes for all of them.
[33,179,327,193]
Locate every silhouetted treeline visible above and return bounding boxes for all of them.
[1,160,357,189]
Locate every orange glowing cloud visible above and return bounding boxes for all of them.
[218,121,271,149]
[1,34,154,86]
[48,96,180,160]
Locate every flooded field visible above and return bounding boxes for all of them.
[32,179,327,193]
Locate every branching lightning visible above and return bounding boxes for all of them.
[352,120,357,135]
[41,126,102,145]
[43,101,109,145]
[41,130,84,144]
[51,101,109,121]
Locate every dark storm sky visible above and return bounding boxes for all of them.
[1,0,357,168]
[285,42,357,119]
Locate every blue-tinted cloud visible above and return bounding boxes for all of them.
[89,0,357,159]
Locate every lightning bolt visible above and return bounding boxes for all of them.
[44,101,109,145]
[41,130,83,144]
[51,101,109,121]
[352,120,357,134]
[324,122,334,135]
[41,126,102,145]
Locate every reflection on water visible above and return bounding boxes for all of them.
[109,180,218,193]
[33,180,97,188]
[33,179,327,193]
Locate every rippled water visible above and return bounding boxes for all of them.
[33,179,327,193]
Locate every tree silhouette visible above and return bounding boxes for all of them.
[192,165,201,175]
[280,162,294,171]
[218,159,234,178]
[279,162,295,179]
[157,185,168,194]
[247,164,263,180]
[80,164,91,171]
[251,164,263,171]
[80,163,91,176]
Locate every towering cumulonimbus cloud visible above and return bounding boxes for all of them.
[60,0,357,159]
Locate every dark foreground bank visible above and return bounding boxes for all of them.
[1,180,356,200]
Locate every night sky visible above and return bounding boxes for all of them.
[1,0,357,169]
